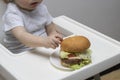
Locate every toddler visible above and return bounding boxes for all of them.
[2,0,63,53]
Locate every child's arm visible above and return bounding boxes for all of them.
[11,26,59,49]
[45,22,63,41]
[46,22,63,47]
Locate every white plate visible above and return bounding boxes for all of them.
[49,34,85,71]
[49,47,73,71]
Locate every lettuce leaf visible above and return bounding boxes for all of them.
[70,59,91,70]
[60,51,71,58]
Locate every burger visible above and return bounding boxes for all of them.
[59,35,92,70]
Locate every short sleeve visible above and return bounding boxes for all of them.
[46,11,53,25]
[43,5,53,25]
[3,13,24,32]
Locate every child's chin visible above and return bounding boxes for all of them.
[25,7,36,11]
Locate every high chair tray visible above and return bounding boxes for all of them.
[0,16,120,80]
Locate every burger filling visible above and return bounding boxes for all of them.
[60,49,92,70]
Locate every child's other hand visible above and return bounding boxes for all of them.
[49,32,63,49]
[42,33,63,49]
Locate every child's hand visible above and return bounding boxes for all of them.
[45,22,63,49]
[42,33,63,49]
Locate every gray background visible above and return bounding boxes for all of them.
[45,0,120,41]
[0,0,120,42]
[0,1,119,80]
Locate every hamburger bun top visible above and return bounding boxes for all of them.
[61,36,91,53]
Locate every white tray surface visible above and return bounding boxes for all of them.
[0,16,120,80]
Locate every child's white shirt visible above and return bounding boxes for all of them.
[2,3,53,53]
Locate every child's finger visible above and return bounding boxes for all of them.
[55,34,63,41]
[50,38,59,49]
